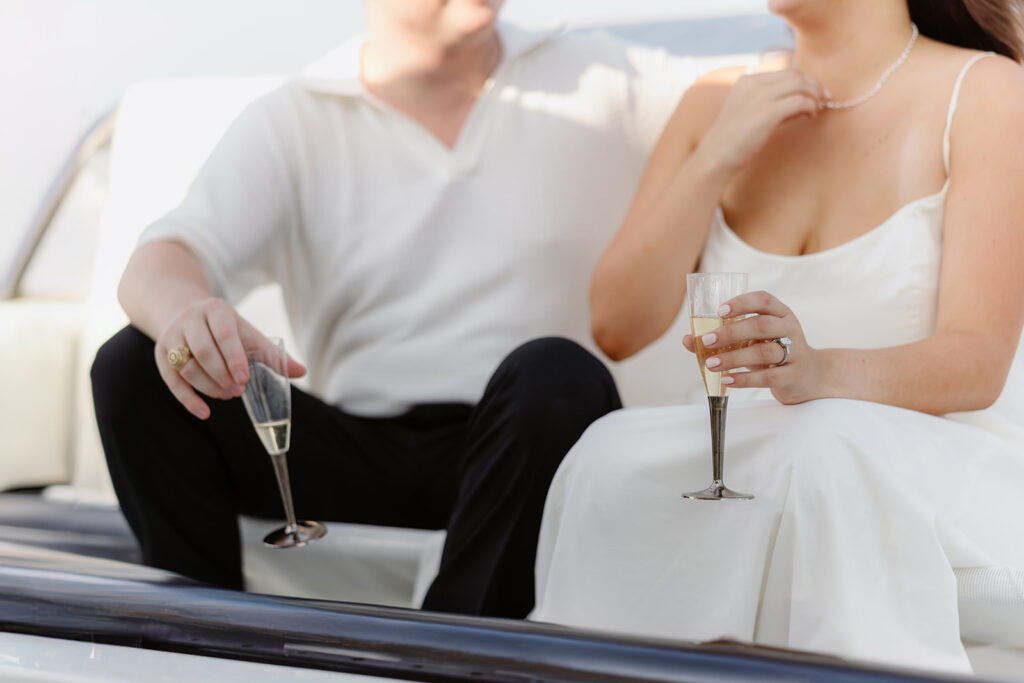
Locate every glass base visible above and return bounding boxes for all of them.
[263,520,328,548]
[682,483,754,501]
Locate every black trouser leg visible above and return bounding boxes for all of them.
[93,327,255,587]
[92,326,466,589]
[421,337,622,618]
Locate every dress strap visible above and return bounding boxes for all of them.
[943,52,996,175]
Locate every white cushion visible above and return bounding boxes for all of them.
[957,566,1024,648]
[240,516,444,608]
[965,642,1024,681]
[0,300,81,490]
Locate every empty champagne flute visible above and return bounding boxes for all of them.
[241,338,327,547]
[683,272,754,501]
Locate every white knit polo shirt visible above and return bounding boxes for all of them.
[140,23,696,416]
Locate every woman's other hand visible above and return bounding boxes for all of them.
[682,290,828,405]
[154,298,306,420]
[698,69,827,172]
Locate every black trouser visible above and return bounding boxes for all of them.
[92,327,621,618]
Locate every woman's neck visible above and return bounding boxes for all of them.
[789,5,915,103]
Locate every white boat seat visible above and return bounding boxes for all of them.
[956,565,1024,648]
[8,70,1019,676]
[240,516,444,609]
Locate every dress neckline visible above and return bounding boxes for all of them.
[712,52,993,264]
[714,179,948,262]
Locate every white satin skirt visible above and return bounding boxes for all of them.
[531,398,1024,673]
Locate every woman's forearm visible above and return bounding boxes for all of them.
[117,241,214,341]
[819,332,1014,415]
[590,147,732,361]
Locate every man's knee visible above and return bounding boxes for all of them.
[492,337,621,431]
[91,326,158,414]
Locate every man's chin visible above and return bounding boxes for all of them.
[441,14,499,49]
[448,2,502,36]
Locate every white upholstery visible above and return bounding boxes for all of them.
[965,643,1024,681]
[0,300,81,490]
[242,518,444,608]
[957,566,1024,648]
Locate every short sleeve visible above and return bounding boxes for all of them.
[623,45,700,152]
[138,87,299,304]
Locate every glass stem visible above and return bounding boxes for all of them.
[270,452,299,532]
[708,395,728,487]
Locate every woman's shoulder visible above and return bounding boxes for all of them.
[671,54,793,137]
[689,52,790,90]
[660,64,748,147]
[923,41,1024,102]
[687,64,747,101]
[938,45,1024,136]
[957,50,1024,100]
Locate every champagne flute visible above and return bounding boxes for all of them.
[241,338,327,547]
[683,273,754,501]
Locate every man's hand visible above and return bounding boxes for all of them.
[154,298,306,419]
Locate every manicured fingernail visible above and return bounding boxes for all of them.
[702,332,717,345]
[721,375,735,385]
[718,304,731,316]
[234,371,247,383]
[705,357,722,369]
[194,406,209,419]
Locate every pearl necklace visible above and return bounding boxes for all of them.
[824,23,919,110]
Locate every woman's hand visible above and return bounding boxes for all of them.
[153,297,306,420]
[697,69,827,172]
[682,290,828,405]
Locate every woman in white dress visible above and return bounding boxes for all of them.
[532,0,1024,674]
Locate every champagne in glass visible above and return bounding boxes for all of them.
[242,338,327,548]
[691,316,743,396]
[683,273,754,501]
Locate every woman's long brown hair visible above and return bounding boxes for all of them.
[908,0,1024,62]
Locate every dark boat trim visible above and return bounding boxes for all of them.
[0,551,974,683]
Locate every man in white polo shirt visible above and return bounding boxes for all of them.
[91,0,694,618]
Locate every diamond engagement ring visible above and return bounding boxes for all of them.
[167,345,192,371]
[773,337,792,366]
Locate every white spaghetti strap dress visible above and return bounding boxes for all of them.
[531,52,1024,673]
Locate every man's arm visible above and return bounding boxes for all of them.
[115,86,307,418]
[118,240,304,420]
[119,240,214,342]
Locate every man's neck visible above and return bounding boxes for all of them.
[359,25,502,148]
[362,29,502,98]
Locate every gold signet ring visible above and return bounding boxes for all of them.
[167,345,192,371]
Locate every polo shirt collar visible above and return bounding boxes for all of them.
[298,21,563,97]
